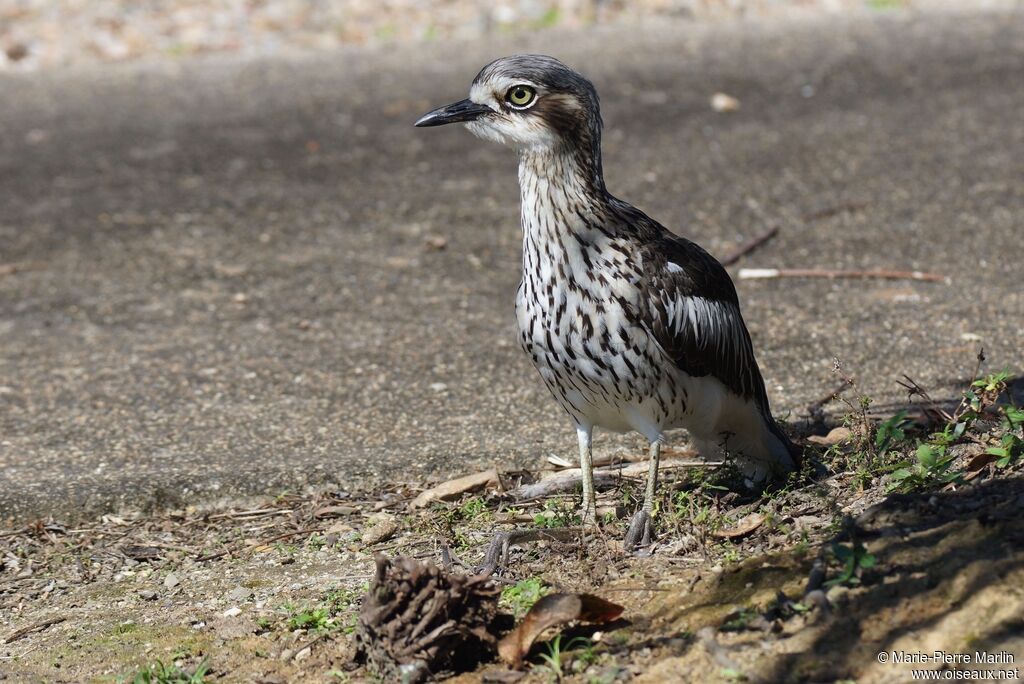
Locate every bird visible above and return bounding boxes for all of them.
[415,55,799,549]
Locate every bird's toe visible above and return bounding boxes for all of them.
[624,509,653,552]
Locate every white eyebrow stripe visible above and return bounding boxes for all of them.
[470,77,542,108]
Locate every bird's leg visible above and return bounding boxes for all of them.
[576,425,597,528]
[643,438,661,514]
[625,439,661,551]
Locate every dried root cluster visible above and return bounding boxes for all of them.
[356,555,500,682]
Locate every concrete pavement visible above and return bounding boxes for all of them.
[1,9,1022,522]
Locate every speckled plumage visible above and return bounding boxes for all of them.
[417,55,799,542]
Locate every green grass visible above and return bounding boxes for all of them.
[827,368,1022,494]
[281,584,365,635]
[866,0,904,9]
[500,577,549,618]
[825,540,876,588]
[536,634,594,681]
[532,500,579,529]
[119,659,209,684]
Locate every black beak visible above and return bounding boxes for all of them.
[414,98,492,127]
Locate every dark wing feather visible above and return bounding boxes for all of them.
[608,201,799,465]
[638,233,774,414]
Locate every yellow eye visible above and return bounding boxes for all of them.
[506,85,537,108]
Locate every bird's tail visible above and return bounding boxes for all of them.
[764,412,802,472]
[698,404,800,484]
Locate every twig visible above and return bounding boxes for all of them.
[738,268,948,283]
[194,550,232,563]
[134,541,196,555]
[477,528,583,576]
[294,630,334,659]
[2,616,66,644]
[511,459,715,501]
[196,527,325,562]
[719,225,779,266]
[0,262,43,278]
[806,381,850,423]
[896,374,953,424]
[802,202,866,222]
[208,508,292,521]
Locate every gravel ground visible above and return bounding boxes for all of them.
[2,443,1022,681]
[0,0,952,71]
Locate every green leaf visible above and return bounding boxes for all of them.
[916,444,938,468]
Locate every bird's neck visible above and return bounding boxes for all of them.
[517,146,618,288]
[518,146,610,242]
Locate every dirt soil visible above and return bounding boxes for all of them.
[3,427,1022,683]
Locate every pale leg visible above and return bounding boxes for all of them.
[643,439,661,513]
[577,425,597,526]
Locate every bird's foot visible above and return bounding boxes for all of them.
[624,509,653,553]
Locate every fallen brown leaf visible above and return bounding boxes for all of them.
[497,593,624,668]
[711,513,765,540]
[963,451,998,480]
[711,92,741,112]
[361,514,399,546]
[410,468,499,509]
[313,505,358,519]
[807,426,853,446]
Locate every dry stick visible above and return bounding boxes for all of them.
[719,225,780,267]
[2,617,66,644]
[208,508,292,521]
[512,459,716,501]
[293,630,335,659]
[196,527,325,562]
[802,202,867,222]
[125,541,195,555]
[477,528,583,577]
[738,268,948,283]
[896,374,953,425]
[806,381,851,423]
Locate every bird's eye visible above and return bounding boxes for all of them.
[506,85,537,109]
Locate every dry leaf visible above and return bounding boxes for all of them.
[313,505,358,519]
[361,515,399,546]
[711,513,765,540]
[410,468,499,509]
[807,426,853,446]
[497,593,624,668]
[963,451,998,480]
[660,446,698,459]
[711,92,741,112]
[424,235,448,250]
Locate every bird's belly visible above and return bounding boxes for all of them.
[515,286,690,437]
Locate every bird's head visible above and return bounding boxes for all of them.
[414,54,602,154]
